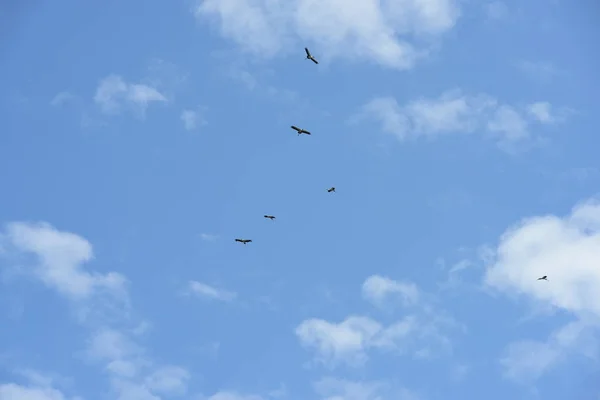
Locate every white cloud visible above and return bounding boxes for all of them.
[110,380,160,400]
[0,222,190,399]
[526,102,570,124]
[296,276,460,366]
[296,316,384,366]
[94,75,166,116]
[485,198,600,317]
[314,378,384,400]
[314,378,420,400]
[437,258,475,292]
[0,383,68,400]
[86,328,143,365]
[362,275,419,307]
[207,392,264,400]
[85,326,191,399]
[500,320,598,382]
[484,198,600,380]
[356,91,495,139]
[355,90,566,146]
[50,91,76,107]
[145,365,190,396]
[181,108,206,131]
[487,105,528,141]
[188,280,237,302]
[1,222,127,301]
[195,0,461,69]
[527,102,553,123]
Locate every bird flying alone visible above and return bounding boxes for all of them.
[327,187,335,193]
[264,215,276,220]
[305,47,318,64]
[291,126,311,135]
[537,275,548,281]
[235,239,252,245]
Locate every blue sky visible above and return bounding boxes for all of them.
[1,0,600,399]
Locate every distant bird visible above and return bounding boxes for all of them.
[264,215,276,220]
[327,187,336,193]
[235,239,252,245]
[305,47,319,64]
[291,125,311,135]
[537,275,548,281]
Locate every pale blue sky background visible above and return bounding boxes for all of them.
[1,1,600,400]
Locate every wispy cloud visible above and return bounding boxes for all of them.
[94,74,167,117]
[526,101,571,124]
[314,377,420,400]
[0,222,191,399]
[195,0,461,69]
[181,107,207,131]
[188,281,237,302]
[500,320,598,382]
[516,60,563,83]
[0,382,69,400]
[353,89,569,148]
[362,275,419,307]
[296,275,462,367]
[200,233,219,242]
[226,65,301,106]
[50,91,77,107]
[206,391,265,400]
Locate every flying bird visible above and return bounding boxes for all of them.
[235,239,252,245]
[537,275,548,281]
[291,125,311,135]
[327,187,336,193]
[264,215,276,220]
[305,47,319,64]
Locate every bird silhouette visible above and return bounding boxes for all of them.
[264,215,276,220]
[327,187,336,193]
[537,275,548,281]
[235,239,252,245]
[305,47,319,64]
[291,125,311,135]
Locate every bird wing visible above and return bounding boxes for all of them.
[302,129,311,134]
[311,57,319,64]
[291,125,301,132]
[246,240,252,243]
[235,239,242,242]
[305,47,311,57]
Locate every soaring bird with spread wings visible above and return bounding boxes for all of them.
[264,215,276,220]
[537,275,548,281]
[327,187,336,193]
[305,47,318,64]
[235,239,252,245]
[291,125,311,135]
